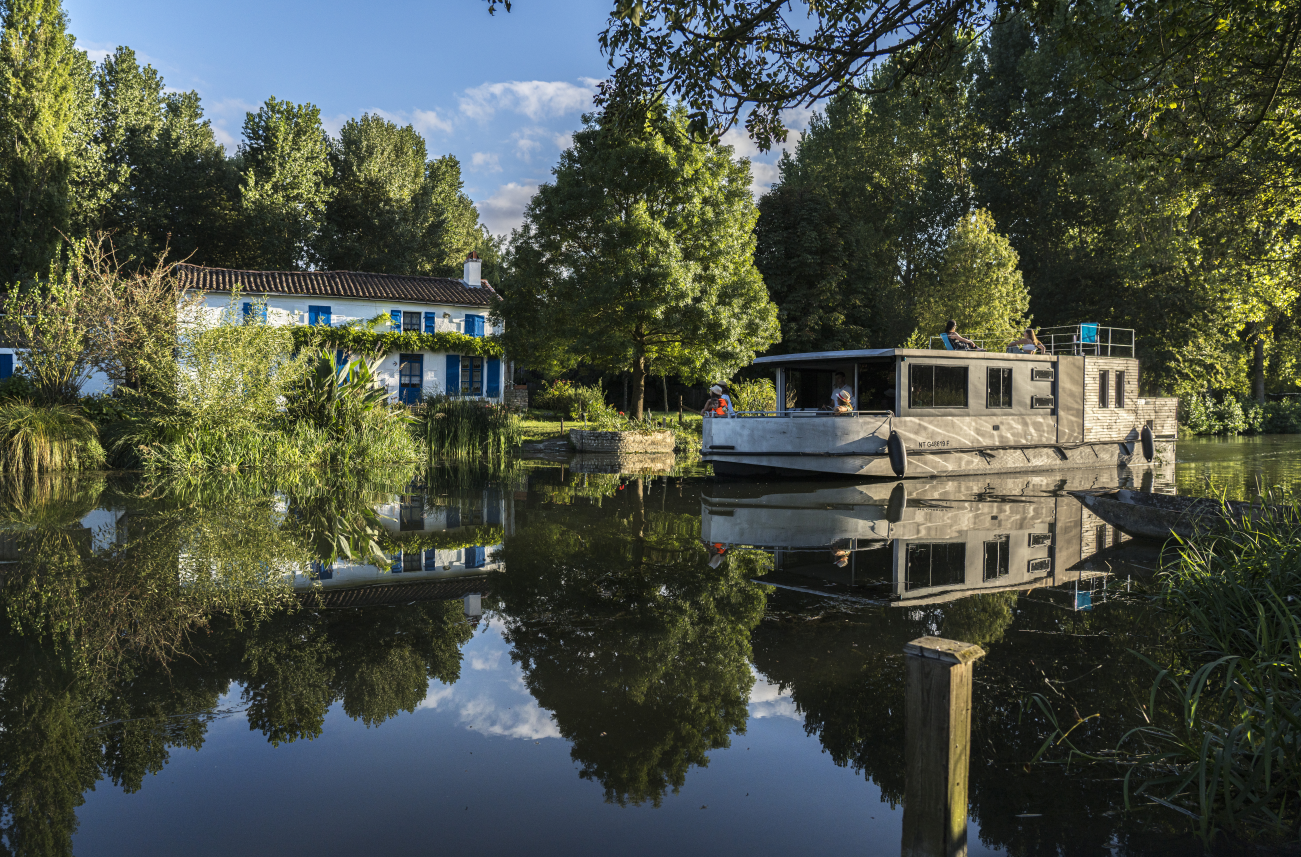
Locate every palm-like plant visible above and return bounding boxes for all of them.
[288,349,392,430]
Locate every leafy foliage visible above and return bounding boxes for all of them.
[0,401,103,473]
[506,107,779,418]
[289,324,504,358]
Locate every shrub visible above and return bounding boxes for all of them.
[728,378,776,413]
[1262,398,1301,434]
[1183,393,1252,435]
[0,401,105,473]
[535,379,610,420]
[423,397,522,461]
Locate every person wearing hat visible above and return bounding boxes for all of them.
[830,372,856,410]
[701,384,733,417]
[833,389,854,415]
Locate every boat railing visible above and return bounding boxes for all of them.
[926,323,1135,357]
[726,410,895,418]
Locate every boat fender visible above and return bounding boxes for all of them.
[887,431,907,478]
[1140,424,1155,462]
[887,483,907,523]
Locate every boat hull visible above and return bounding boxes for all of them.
[706,440,1175,479]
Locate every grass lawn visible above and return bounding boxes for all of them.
[517,411,703,444]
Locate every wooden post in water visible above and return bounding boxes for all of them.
[901,637,986,857]
[678,395,683,425]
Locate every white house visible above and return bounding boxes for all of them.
[173,254,504,404]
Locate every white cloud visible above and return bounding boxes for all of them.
[412,108,455,137]
[320,113,350,140]
[720,126,801,199]
[471,152,502,173]
[781,105,817,131]
[553,132,574,151]
[459,80,596,122]
[469,648,504,669]
[748,673,801,720]
[204,97,258,153]
[459,695,562,740]
[479,181,537,235]
[85,47,110,63]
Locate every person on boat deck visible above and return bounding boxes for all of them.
[833,390,854,414]
[830,372,856,410]
[1008,327,1046,354]
[701,385,732,417]
[944,320,983,351]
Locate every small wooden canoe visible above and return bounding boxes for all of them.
[1068,489,1283,540]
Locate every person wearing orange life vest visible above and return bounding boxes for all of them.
[701,384,733,417]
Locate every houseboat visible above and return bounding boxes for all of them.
[702,324,1177,479]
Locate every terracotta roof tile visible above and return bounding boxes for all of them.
[174,264,496,308]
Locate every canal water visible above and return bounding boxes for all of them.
[0,437,1296,856]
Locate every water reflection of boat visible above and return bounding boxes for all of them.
[703,470,1173,605]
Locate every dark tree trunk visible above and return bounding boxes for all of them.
[1254,330,1266,404]
[631,355,647,419]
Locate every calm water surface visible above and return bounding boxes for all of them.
[3,437,1297,856]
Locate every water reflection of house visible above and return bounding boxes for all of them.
[702,468,1175,607]
[294,486,509,616]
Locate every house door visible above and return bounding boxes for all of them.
[398,353,423,404]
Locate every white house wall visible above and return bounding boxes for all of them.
[199,291,502,401]
[0,347,114,396]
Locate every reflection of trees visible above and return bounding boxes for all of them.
[496,476,767,806]
[751,590,1192,849]
[0,470,478,854]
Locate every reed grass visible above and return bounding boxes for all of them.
[0,400,105,473]
[423,397,522,461]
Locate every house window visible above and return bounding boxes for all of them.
[464,314,485,337]
[986,367,1012,409]
[983,535,1010,581]
[1099,370,1110,408]
[905,542,966,590]
[399,495,425,531]
[402,311,421,332]
[910,364,968,409]
[460,356,483,396]
[398,354,424,405]
[307,305,331,327]
[1116,371,1126,407]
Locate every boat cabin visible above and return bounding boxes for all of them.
[703,325,1178,479]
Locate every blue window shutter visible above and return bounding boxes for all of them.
[467,546,487,568]
[259,304,268,322]
[390,309,402,330]
[322,306,331,327]
[0,354,11,379]
[465,314,484,337]
[445,354,460,393]
[308,305,332,327]
[424,311,437,334]
[485,357,501,397]
[423,548,437,569]
[242,302,252,321]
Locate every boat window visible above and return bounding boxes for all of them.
[1116,370,1126,407]
[909,364,968,408]
[785,368,836,409]
[987,367,1012,409]
[905,542,966,590]
[857,361,896,412]
[1099,370,1110,408]
[983,535,1010,581]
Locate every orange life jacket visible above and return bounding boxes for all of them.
[713,401,727,416]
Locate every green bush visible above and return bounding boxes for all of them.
[1183,393,1260,435]
[1263,398,1301,433]
[422,397,522,460]
[534,379,611,420]
[0,374,34,401]
[728,378,776,412]
[0,400,105,473]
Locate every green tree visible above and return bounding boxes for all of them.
[0,0,93,279]
[505,108,779,418]
[237,97,332,270]
[911,208,1028,344]
[320,114,490,277]
[88,47,238,269]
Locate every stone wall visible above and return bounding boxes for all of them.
[1082,357,1178,441]
[569,429,676,454]
[504,385,528,413]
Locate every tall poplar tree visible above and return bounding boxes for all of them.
[0,0,89,279]
[505,107,780,419]
[237,97,332,270]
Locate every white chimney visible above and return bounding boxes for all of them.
[463,252,482,288]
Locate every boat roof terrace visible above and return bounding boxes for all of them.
[752,348,1058,366]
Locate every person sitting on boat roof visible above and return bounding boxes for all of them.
[833,390,854,415]
[1007,327,1046,355]
[831,372,856,410]
[944,320,983,351]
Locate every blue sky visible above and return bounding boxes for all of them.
[65,0,802,236]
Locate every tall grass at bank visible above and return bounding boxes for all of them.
[422,397,522,461]
[0,400,105,473]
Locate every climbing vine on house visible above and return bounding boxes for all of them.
[289,327,504,357]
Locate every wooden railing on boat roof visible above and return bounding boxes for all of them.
[927,323,1136,357]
